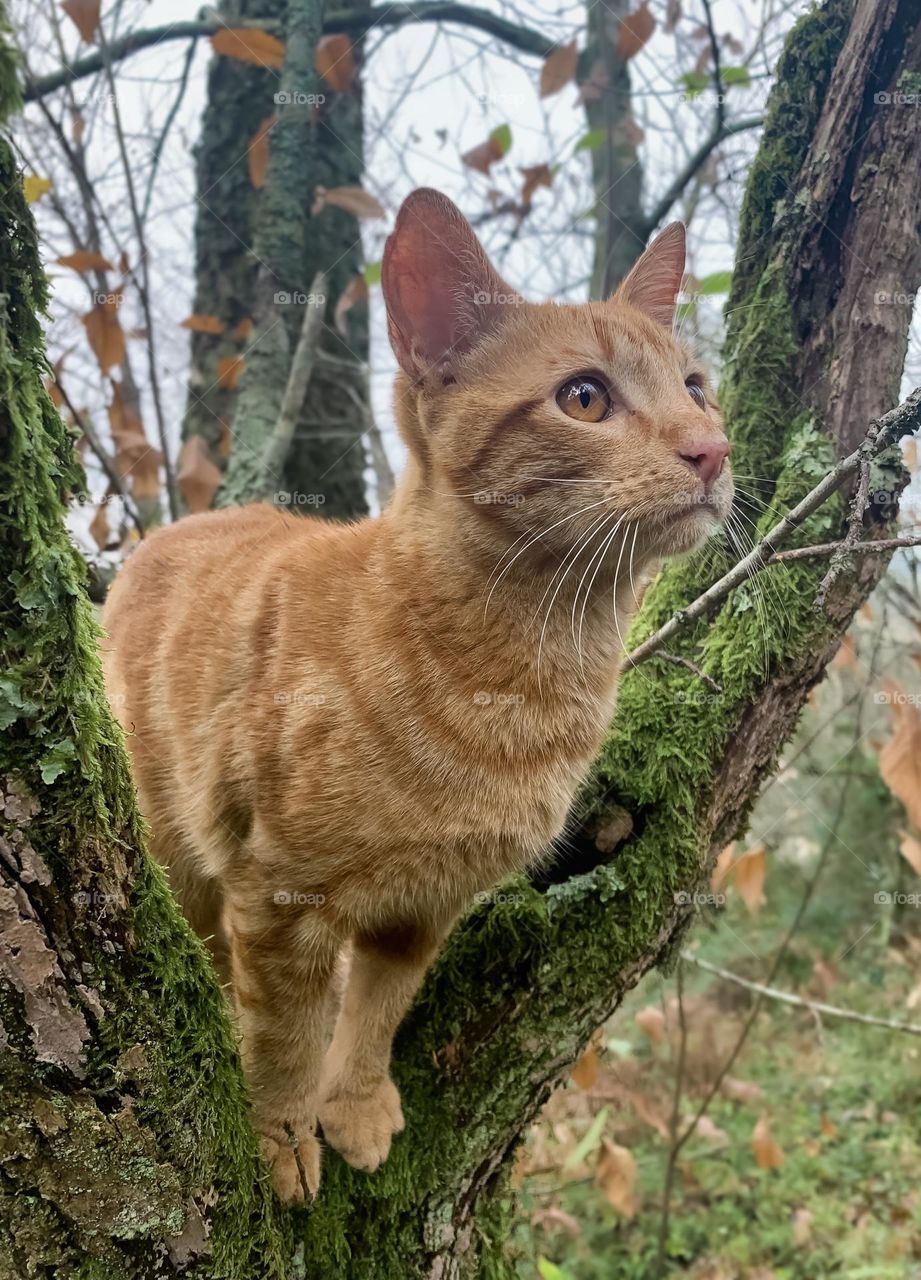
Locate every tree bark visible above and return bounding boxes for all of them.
[3,0,921,1276]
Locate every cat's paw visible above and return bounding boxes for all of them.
[258,1119,322,1203]
[318,1076,404,1172]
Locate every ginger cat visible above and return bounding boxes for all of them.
[102,188,732,1201]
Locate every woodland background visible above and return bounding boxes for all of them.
[2,0,921,1276]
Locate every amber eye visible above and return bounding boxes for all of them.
[556,376,611,423]
[687,379,708,410]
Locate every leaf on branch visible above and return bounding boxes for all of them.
[462,125,512,175]
[62,0,100,44]
[732,844,766,916]
[247,114,276,188]
[899,830,921,877]
[232,318,253,342]
[82,297,125,374]
[634,1005,666,1043]
[617,2,656,60]
[24,175,53,203]
[540,41,578,98]
[316,34,355,93]
[570,1045,599,1089]
[721,66,752,88]
[178,437,222,514]
[596,1138,638,1216]
[879,686,921,831]
[217,355,245,389]
[334,275,367,335]
[89,501,110,551]
[181,314,226,335]
[108,381,161,499]
[520,163,553,209]
[312,185,385,219]
[752,1113,784,1169]
[56,250,114,273]
[210,27,285,68]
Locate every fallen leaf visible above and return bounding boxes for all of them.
[733,845,766,916]
[57,250,114,273]
[696,1115,730,1148]
[531,1206,581,1237]
[820,1114,839,1139]
[178,436,222,513]
[596,1138,638,1216]
[540,41,578,97]
[811,959,837,996]
[617,1,656,59]
[247,114,276,188]
[792,1207,813,1245]
[721,1076,763,1105]
[217,355,244,390]
[210,27,285,68]
[879,687,921,831]
[520,163,553,209]
[24,175,53,203]
[312,185,385,219]
[180,314,226,335]
[625,1088,670,1138]
[899,830,921,877]
[752,1114,784,1169]
[634,1006,666,1044]
[62,0,100,43]
[334,274,367,335]
[571,1046,599,1089]
[315,34,354,93]
[82,297,125,373]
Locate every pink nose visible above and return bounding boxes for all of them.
[677,438,730,486]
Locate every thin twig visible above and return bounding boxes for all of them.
[625,388,921,669]
[683,953,921,1038]
[140,35,198,224]
[772,535,921,563]
[261,274,327,485]
[650,651,722,691]
[655,963,688,1278]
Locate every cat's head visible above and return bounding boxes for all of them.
[381,188,732,567]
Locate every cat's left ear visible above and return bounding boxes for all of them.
[614,222,686,328]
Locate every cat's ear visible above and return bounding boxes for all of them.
[614,222,686,328]
[382,188,521,381]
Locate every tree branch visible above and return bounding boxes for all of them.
[643,116,763,233]
[625,388,921,669]
[22,4,555,103]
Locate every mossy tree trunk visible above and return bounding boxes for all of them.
[4,0,921,1277]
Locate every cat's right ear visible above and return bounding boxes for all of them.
[381,188,520,382]
[614,221,686,328]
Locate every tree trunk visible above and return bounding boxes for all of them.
[3,0,920,1276]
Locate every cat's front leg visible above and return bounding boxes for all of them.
[226,888,342,1201]
[318,918,452,1172]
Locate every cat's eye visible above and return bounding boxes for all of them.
[556,377,611,423]
[686,379,707,410]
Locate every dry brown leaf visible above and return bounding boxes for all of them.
[733,845,766,916]
[178,436,222,514]
[596,1138,637,1216]
[180,314,226,335]
[832,632,858,669]
[625,1088,670,1138]
[696,1115,730,1148]
[899,830,921,876]
[570,1046,599,1090]
[334,275,367,335]
[721,1075,763,1105]
[792,1207,813,1245]
[232,318,253,342]
[62,0,100,43]
[312,185,385,219]
[634,1005,666,1044]
[904,437,918,471]
[315,34,355,93]
[88,502,109,551]
[811,959,837,996]
[540,41,578,97]
[248,114,276,189]
[711,841,735,892]
[752,1113,784,1169]
[217,355,244,390]
[461,135,506,176]
[879,688,921,831]
[520,163,553,209]
[617,1,656,59]
[108,382,161,499]
[210,27,285,68]
[56,250,113,273]
[820,1114,839,1139]
[530,1206,581,1236]
[82,297,125,374]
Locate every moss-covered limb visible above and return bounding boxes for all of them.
[285,3,921,1273]
[0,33,289,1277]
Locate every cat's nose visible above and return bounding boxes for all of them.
[677,437,730,486]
